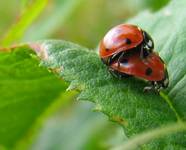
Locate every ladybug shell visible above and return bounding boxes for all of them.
[110,52,166,81]
[99,24,143,58]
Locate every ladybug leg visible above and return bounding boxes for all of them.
[143,86,153,92]
[107,53,118,66]
[143,81,154,92]
[109,68,120,78]
[156,81,164,91]
[143,81,155,92]
[117,52,125,68]
[154,82,161,93]
[108,52,125,66]
[143,81,161,93]
[140,45,144,59]
[109,67,131,79]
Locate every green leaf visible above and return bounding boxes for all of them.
[5,0,186,148]
[27,0,186,147]
[29,40,184,148]
[0,46,67,149]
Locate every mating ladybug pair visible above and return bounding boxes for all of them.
[99,24,169,92]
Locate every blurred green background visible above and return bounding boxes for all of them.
[0,0,169,149]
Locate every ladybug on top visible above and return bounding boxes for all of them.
[99,24,169,92]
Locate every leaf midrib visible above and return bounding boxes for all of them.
[160,92,182,122]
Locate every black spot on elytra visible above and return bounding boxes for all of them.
[145,67,153,76]
[124,38,131,44]
[105,48,110,51]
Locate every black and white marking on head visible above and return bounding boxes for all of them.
[147,40,153,48]
[143,31,154,50]
[145,67,153,76]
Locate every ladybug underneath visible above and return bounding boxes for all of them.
[99,24,154,66]
[99,23,169,92]
[109,51,169,92]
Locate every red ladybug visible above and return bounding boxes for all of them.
[99,24,154,65]
[109,51,169,91]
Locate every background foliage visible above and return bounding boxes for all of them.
[1,0,186,150]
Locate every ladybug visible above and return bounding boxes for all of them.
[109,51,169,92]
[99,24,154,66]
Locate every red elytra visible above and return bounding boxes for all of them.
[110,52,165,81]
[99,24,143,59]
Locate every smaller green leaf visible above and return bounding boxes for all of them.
[15,91,77,150]
[0,0,48,47]
[0,46,66,148]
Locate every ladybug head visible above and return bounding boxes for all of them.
[152,66,169,92]
[142,31,154,53]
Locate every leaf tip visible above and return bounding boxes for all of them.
[93,104,102,112]
[29,43,49,60]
